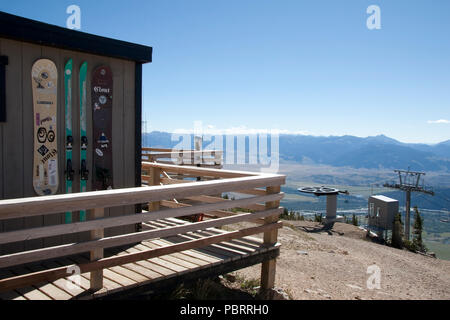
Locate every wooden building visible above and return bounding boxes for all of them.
[0,12,285,300]
[0,11,152,254]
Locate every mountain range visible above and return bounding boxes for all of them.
[278,134,450,171]
[143,132,450,172]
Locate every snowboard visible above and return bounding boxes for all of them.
[92,65,113,191]
[32,59,59,196]
[79,61,88,221]
[64,59,74,223]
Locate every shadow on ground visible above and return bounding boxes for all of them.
[297,223,345,236]
[129,277,257,300]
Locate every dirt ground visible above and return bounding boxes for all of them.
[226,220,450,300]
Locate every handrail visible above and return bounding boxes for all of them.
[0,163,285,295]
[0,193,284,244]
[0,207,283,269]
[142,161,257,178]
[142,147,223,167]
[0,173,284,219]
[142,147,222,156]
[143,151,222,157]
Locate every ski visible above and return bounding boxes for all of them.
[79,61,88,221]
[64,59,74,223]
[32,59,59,196]
[92,65,113,191]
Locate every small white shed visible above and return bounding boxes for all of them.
[368,195,399,231]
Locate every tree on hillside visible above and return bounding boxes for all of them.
[351,214,358,226]
[392,213,404,249]
[412,206,427,252]
[281,207,289,219]
[344,214,351,224]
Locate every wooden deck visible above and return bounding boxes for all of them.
[0,217,280,300]
[0,162,285,299]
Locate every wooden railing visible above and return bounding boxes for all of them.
[0,162,285,295]
[142,147,223,168]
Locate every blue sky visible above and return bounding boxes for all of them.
[2,0,450,144]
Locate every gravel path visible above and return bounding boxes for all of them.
[230,221,450,300]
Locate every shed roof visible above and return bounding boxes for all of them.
[0,11,152,63]
[370,195,398,203]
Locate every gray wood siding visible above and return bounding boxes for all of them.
[0,39,137,254]
[0,39,4,244]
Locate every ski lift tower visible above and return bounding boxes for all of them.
[298,186,349,229]
[383,169,434,240]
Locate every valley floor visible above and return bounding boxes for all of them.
[226,221,450,300]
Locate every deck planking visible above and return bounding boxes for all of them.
[0,217,279,300]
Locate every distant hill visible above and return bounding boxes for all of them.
[143,132,450,172]
[407,140,450,158]
[279,134,450,171]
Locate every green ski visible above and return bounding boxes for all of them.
[79,62,88,222]
[64,59,74,223]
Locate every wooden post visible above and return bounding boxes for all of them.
[90,207,104,290]
[177,151,183,166]
[214,151,222,167]
[195,136,202,181]
[149,166,161,211]
[260,185,281,297]
[194,136,202,166]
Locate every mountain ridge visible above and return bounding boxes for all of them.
[142,131,450,172]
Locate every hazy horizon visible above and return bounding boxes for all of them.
[143,129,449,145]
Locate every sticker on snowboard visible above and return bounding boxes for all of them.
[92,65,113,190]
[32,59,59,196]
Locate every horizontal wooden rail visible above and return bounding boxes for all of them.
[0,193,283,244]
[160,200,191,208]
[0,162,285,295]
[160,177,192,184]
[0,174,284,220]
[143,151,222,158]
[182,195,266,211]
[153,173,267,197]
[142,147,222,153]
[142,159,220,166]
[142,162,257,178]
[142,161,222,169]
[142,147,175,152]
[0,208,282,268]
[0,222,282,293]
[236,189,267,196]
[142,149,223,168]
[159,199,265,221]
[142,148,222,155]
